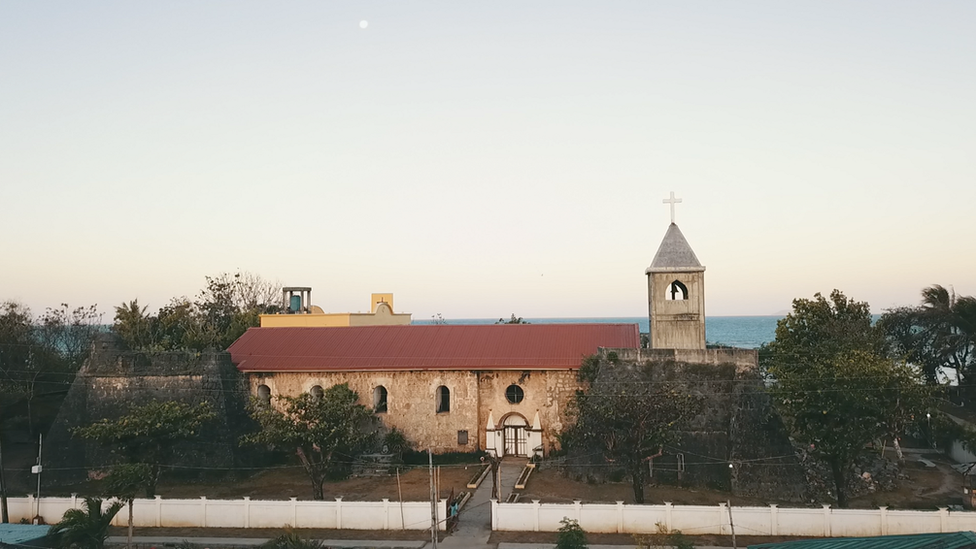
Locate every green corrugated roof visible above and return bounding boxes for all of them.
[749,531,976,549]
[0,524,51,545]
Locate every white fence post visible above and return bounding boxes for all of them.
[769,504,778,535]
[155,496,162,527]
[335,497,343,530]
[243,497,250,528]
[574,500,581,522]
[718,502,728,535]
[616,501,624,534]
[491,499,498,531]
[383,499,390,530]
[939,507,948,532]
[880,506,887,536]
[291,497,298,528]
[533,500,541,532]
[822,504,832,537]
[664,501,673,532]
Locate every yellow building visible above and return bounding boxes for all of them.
[259,288,412,327]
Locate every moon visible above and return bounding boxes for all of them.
[360,20,368,29]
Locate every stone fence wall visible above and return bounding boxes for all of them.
[8,496,447,531]
[492,500,976,537]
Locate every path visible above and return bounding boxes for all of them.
[439,457,526,549]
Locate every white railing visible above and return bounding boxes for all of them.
[492,500,976,537]
[8,495,446,531]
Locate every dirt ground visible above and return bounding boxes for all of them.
[848,452,965,509]
[520,467,768,506]
[55,463,480,502]
[520,452,964,509]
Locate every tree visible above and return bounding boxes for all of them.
[243,384,378,500]
[496,314,529,324]
[112,271,281,352]
[112,300,156,350]
[767,290,932,507]
[555,518,588,549]
[73,400,216,497]
[770,351,930,506]
[430,313,447,325]
[563,355,700,504]
[105,463,152,549]
[0,301,99,434]
[879,285,976,386]
[766,290,886,375]
[49,497,123,549]
[35,303,103,369]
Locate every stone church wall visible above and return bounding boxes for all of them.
[250,368,580,454]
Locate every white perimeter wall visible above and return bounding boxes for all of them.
[493,500,976,537]
[8,496,446,531]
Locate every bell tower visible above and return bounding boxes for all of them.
[646,192,706,349]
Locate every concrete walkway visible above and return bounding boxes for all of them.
[438,457,526,549]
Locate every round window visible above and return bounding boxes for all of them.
[506,384,524,404]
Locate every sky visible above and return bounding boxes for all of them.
[1,1,974,320]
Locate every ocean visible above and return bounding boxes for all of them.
[412,316,781,349]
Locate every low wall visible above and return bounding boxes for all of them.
[8,496,446,531]
[492,501,976,537]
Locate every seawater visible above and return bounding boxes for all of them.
[412,316,781,349]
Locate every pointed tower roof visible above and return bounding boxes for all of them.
[646,223,705,273]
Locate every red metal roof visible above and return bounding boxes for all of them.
[228,323,640,372]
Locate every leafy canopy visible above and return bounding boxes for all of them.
[879,284,976,384]
[243,383,377,500]
[556,517,588,549]
[112,271,280,351]
[563,355,700,504]
[766,289,886,373]
[0,300,101,433]
[73,400,215,497]
[767,290,932,507]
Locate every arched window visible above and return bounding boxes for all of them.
[667,280,688,301]
[436,385,451,413]
[310,385,324,400]
[374,386,388,413]
[257,384,271,406]
[506,384,524,404]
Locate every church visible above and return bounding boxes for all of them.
[228,194,739,457]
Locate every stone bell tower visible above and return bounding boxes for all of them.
[646,192,706,349]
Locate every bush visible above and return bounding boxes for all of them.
[383,428,410,458]
[260,528,325,549]
[556,517,588,549]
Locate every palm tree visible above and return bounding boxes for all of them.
[49,497,123,549]
[920,285,976,384]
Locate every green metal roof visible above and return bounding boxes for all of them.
[749,531,976,549]
[0,524,51,545]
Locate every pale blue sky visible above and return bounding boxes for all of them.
[1,1,974,319]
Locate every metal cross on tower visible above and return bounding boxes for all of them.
[663,191,682,224]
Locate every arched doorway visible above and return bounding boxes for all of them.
[501,414,528,457]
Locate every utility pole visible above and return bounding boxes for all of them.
[0,428,8,523]
[33,434,43,524]
[428,448,438,549]
[727,499,737,549]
